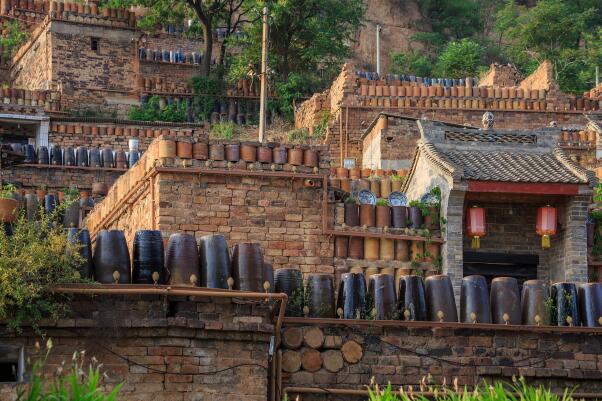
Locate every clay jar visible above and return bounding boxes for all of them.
[199,234,231,289]
[275,268,303,317]
[258,145,273,163]
[551,282,580,327]
[379,238,394,260]
[425,275,458,322]
[521,280,550,325]
[408,205,423,229]
[66,228,93,280]
[460,275,491,323]
[490,277,521,325]
[231,243,264,292]
[272,146,287,164]
[132,230,166,284]
[336,167,348,178]
[391,178,403,192]
[359,204,375,227]
[348,237,364,259]
[334,236,348,258]
[375,203,391,228]
[176,141,193,159]
[193,142,209,160]
[288,147,303,166]
[369,274,397,320]
[424,206,440,230]
[158,139,176,158]
[391,206,408,228]
[380,178,391,198]
[344,201,359,227]
[93,230,131,284]
[240,142,257,162]
[225,143,240,162]
[363,237,379,261]
[349,168,361,180]
[166,233,200,286]
[306,274,335,318]
[337,272,367,319]
[369,179,381,197]
[578,283,602,327]
[303,148,319,167]
[209,143,225,160]
[398,275,427,321]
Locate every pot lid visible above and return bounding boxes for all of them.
[420,192,438,206]
[358,190,376,205]
[388,191,408,206]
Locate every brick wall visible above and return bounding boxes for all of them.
[281,322,602,396]
[10,19,52,90]
[0,294,273,401]
[0,164,122,191]
[362,114,420,170]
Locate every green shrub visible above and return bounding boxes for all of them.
[0,183,17,199]
[128,95,186,122]
[0,209,83,332]
[313,111,331,139]
[210,122,237,140]
[17,339,122,401]
[190,75,225,121]
[287,128,309,144]
[376,199,389,207]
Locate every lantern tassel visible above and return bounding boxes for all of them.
[541,234,550,249]
[471,236,480,249]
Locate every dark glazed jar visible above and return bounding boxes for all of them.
[578,283,602,327]
[425,274,458,322]
[490,277,521,325]
[93,230,131,284]
[231,242,264,292]
[306,273,334,318]
[199,234,231,289]
[66,228,93,280]
[460,275,491,323]
[521,280,550,326]
[275,267,303,317]
[368,273,397,320]
[165,233,200,286]
[398,275,427,321]
[551,282,580,327]
[337,272,367,319]
[133,230,165,284]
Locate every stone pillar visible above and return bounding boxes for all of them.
[442,187,466,305]
[562,194,589,282]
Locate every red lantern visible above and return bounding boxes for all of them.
[536,206,557,249]
[466,206,486,249]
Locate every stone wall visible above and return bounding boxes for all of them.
[479,63,522,88]
[0,164,122,191]
[10,19,52,90]
[0,293,273,401]
[281,321,602,397]
[362,114,420,170]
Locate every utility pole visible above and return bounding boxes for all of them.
[259,6,268,142]
[376,25,382,76]
[596,65,600,87]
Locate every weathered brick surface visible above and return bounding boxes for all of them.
[0,164,122,191]
[0,295,273,401]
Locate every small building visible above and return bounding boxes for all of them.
[403,115,596,299]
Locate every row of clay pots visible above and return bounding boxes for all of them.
[52,124,197,138]
[2,0,46,12]
[0,88,51,102]
[561,130,596,144]
[30,145,139,169]
[332,177,405,196]
[361,96,600,112]
[359,83,548,100]
[344,203,439,230]
[90,230,274,291]
[49,1,136,26]
[158,139,320,167]
[140,76,193,94]
[332,167,408,180]
[335,236,440,263]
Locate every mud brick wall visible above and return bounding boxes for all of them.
[138,61,199,93]
[362,115,420,170]
[294,92,330,134]
[479,63,522,88]
[0,294,273,401]
[0,165,123,191]
[10,20,51,90]
[282,322,602,398]
[142,33,203,55]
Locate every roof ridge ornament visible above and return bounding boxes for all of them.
[481,112,494,130]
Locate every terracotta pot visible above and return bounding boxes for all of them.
[391,206,408,228]
[66,228,93,280]
[209,143,225,160]
[398,275,427,321]
[199,234,231,289]
[359,204,375,227]
[551,282,579,327]
[339,178,350,192]
[391,179,403,192]
[369,274,397,320]
[114,150,127,169]
[363,237,379,261]
[369,179,381,197]
[334,236,348,258]
[336,167,349,178]
[425,275,458,322]
[408,206,423,229]
[380,178,391,198]
[258,146,273,163]
[379,238,394,260]
[231,243,264,292]
[460,275,491,323]
[395,240,410,261]
[337,272,367,319]
[225,143,240,162]
[329,178,340,189]
[240,142,257,162]
[358,179,370,190]
[344,203,359,227]
[521,280,550,325]
[348,237,364,259]
[288,148,303,166]
[133,230,166,284]
[93,230,131,284]
[158,139,176,158]
[375,205,391,228]
[193,142,209,160]
[177,141,193,158]
[303,148,319,167]
[165,234,200,286]
[490,277,521,325]
[361,168,372,178]
[306,274,335,318]
[349,168,361,180]
[0,198,18,222]
[275,268,303,316]
[578,283,602,327]
[273,146,287,164]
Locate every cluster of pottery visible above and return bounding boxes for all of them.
[158,138,320,167]
[48,1,137,27]
[355,71,479,87]
[1,0,46,13]
[329,167,408,193]
[343,201,439,231]
[51,123,199,138]
[139,77,194,95]
[560,130,597,147]
[13,143,141,169]
[79,230,274,291]
[227,78,276,98]
[335,236,440,265]
[1,87,58,107]
[138,48,202,65]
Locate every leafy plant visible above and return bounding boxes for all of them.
[287,128,309,144]
[390,174,404,183]
[0,209,84,332]
[344,196,358,205]
[313,110,331,139]
[17,339,122,401]
[190,75,225,121]
[0,21,28,58]
[128,95,186,122]
[434,38,485,77]
[209,122,237,140]
[376,199,389,207]
[0,183,17,199]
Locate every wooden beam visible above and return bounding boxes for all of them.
[467,180,579,195]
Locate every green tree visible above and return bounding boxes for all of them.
[128,95,187,122]
[434,38,485,77]
[389,51,434,77]
[0,21,28,58]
